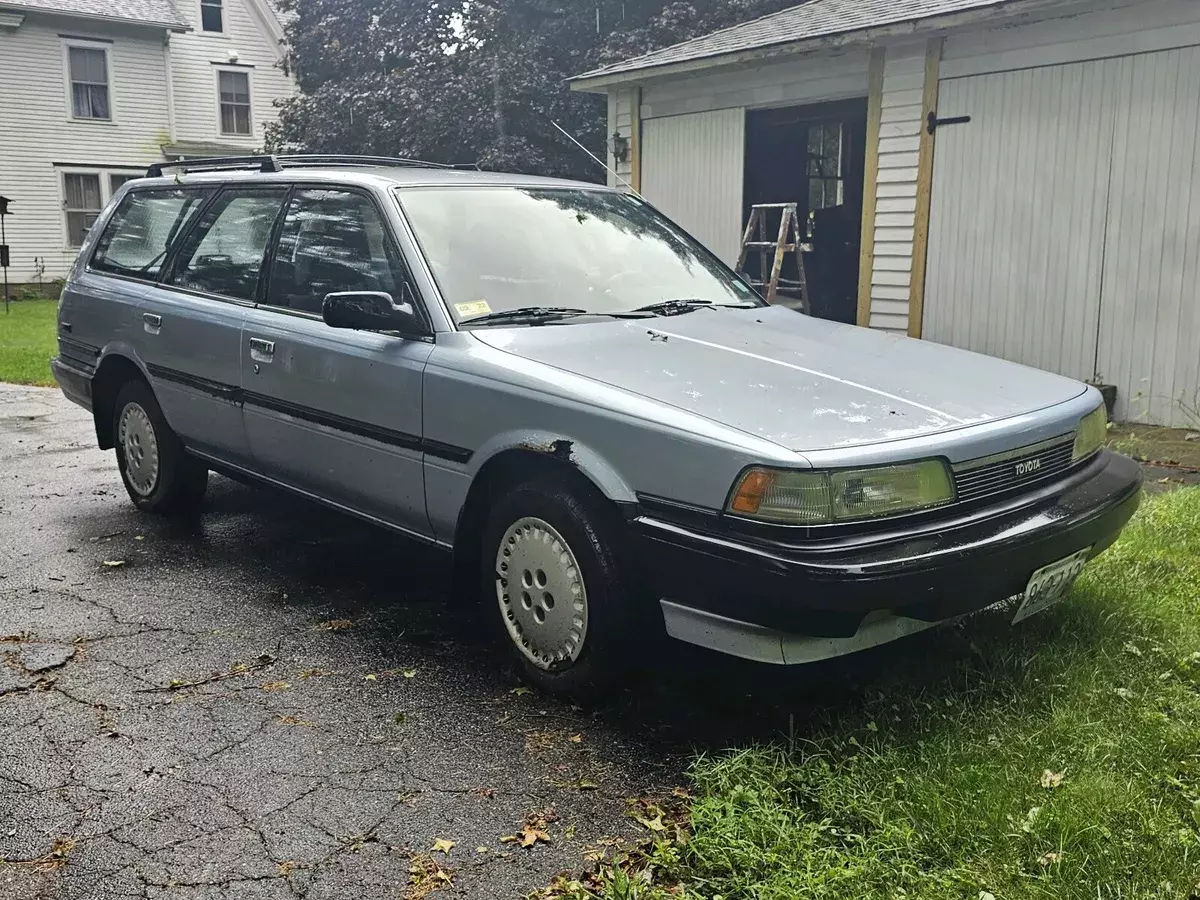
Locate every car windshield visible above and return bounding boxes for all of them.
[395,186,760,324]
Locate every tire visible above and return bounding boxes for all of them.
[480,473,647,697]
[112,379,208,515]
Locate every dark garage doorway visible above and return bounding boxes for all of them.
[743,98,868,324]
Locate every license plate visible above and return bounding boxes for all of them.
[1012,547,1093,624]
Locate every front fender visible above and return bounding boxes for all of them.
[468,430,637,504]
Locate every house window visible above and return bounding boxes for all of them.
[218,70,251,135]
[806,121,844,213]
[67,46,110,120]
[63,173,102,247]
[200,0,223,32]
[109,173,138,195]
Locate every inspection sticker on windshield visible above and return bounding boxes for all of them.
[455,300,491,317]
[1012,547,1092,624]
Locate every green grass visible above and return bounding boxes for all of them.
[580,489,1200,900]
[0,298,58,386]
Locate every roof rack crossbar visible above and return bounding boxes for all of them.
[274,154,453,170]
[147,155,282,178]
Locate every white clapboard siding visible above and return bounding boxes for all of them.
[169,0,291,147]
[1095,44,1200,425]
[866,42,928,334]
[0,15,172,282]
[641,109,745,266]
[924,58,1122,384]
[608,87,636,187]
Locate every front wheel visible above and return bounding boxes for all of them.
[481,475,645,697]
[113,380,207,514]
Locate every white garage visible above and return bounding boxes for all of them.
[573,0,1200,426]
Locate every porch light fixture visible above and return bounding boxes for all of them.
[610,131,630,164]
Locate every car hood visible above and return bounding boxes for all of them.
[471,306,1088,452]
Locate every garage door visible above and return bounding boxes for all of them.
[641,109,745,266]
[924,46,1200,425]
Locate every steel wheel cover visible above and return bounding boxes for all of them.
[118,401,160,497]
[494,516,588,669]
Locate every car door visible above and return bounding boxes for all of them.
[240,186,435,539]
[139,185,290,464]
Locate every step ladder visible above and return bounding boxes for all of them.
[736,203,811,310]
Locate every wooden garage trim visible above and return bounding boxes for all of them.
[907,38,943,339]
[630,87,643,192]
[856,48,885,328]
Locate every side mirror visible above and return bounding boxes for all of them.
[322,290,428,336]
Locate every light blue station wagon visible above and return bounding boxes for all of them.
[51,155,1142,695]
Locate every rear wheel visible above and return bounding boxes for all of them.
[113,380,207,514]
[481,473,645,697]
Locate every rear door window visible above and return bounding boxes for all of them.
[91,188,211,280]
[165,187,288,302]
[266,188,406,315]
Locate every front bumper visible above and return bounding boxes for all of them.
[631,450,1143,664]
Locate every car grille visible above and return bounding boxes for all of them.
[952,438,1077,504]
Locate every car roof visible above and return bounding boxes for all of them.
[130,165,613,193]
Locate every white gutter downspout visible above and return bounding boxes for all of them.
[163,34,177,144]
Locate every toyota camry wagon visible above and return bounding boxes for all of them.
[51,155,1143,695]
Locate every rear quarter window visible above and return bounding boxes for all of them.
[91,188,211,280]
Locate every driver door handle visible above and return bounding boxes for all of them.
[249,338,275,362]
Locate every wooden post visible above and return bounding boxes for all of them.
[907,38,943,339]
[856,48,885,328]
[629,87,642,193]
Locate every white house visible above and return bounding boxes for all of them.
[0,0,292,286]
[572,0,1200,426]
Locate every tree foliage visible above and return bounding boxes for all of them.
[267,0,804,181]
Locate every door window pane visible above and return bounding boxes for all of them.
[168,189,287,301]
[806,121,844,212]
[92,189,210,279]
[63,173,102,247]
[68,47,110,120]
[218,71,251,135]
[268,189,404,314]
[200,0,223,31]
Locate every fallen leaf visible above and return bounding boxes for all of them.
[475,846,488,854]
[499,834,521,844]
[1040,770,1065,790]
[277,715,312,727]
[134,535,145,541]
[261,681,290,692]
[431,838,455,854]
[394,711,406,725]
[277,860,297,876]
[670,787,692,800]
[403,669,417,679]
[1038,850,1063,867]
[564,824,576,839]
[364,673,378,681]
[634,813,665,832]
[314,619,353,631]
[510,686,532,696]
[101,560,125,568]
[568,733,583,743]
[521,828,551,848]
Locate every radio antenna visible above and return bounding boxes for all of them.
[550,120,642,198]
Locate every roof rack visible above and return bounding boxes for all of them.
[275,154,454,170]
[147,155,282,178]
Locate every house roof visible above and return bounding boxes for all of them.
[0,0,189,29]
[572,0,1059,86]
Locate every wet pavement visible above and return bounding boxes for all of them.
[0,384,703,899]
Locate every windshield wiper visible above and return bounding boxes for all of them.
[629,298,714,317]
[462,306,590,327]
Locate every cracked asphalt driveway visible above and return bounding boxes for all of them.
[0,384,681,899]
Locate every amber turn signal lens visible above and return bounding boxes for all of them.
[729,468,773,514]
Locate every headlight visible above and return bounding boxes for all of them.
[1072,404,1108,462]
[727,460,955,525]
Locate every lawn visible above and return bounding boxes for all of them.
[0,298,58,386]
[566,487,1200,900]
